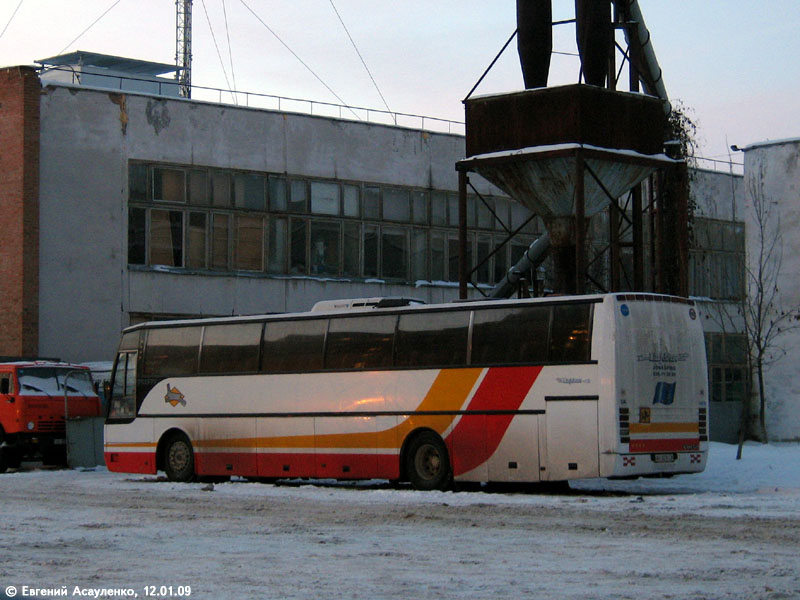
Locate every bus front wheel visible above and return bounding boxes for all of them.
[163,433,196,483]
[405,431,451,491]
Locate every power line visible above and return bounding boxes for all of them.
[0,0,24,42]
[222,0,237,95]
[57,0,123,56]
[200,0,235,102]
[328,0,393,123]
[238,0,358,119]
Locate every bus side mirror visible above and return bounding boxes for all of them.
[0,379,9,395]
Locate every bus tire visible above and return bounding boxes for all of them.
[405,431,451,491]
[163,432,196,483]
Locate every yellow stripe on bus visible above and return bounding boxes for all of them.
[629,422,699,434]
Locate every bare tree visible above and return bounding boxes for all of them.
[739,163,800,443]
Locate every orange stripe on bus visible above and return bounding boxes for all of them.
[629,422,699,434]
[195,368,484,451]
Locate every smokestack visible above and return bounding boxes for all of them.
[516,0,553,89]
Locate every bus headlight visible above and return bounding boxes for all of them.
[27,421,35,430]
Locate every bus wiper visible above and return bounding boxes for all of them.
[22,383,45,393]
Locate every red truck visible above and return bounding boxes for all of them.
[0,361,101,471]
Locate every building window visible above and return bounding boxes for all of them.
[186,212,207,269]
[152,167,185,203]
[706,333,748,402]
[310,221,340,276]
[311,181,340,216]
[211,213,230,270]
[234,215,264,271]
[234,174,266,211]
[690,219,745,301]
[127,161,530,285]
[150,209,183,267]
[128,207,146,265]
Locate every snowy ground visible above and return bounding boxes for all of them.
[1,442,799,600]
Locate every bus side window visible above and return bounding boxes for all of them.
[395,310,470,368]
[262,319,327,373]
[549,303,592,363]
[200,323,262,374]
[142,327,202,377]
[326,315,396,370]
[472,306,550,365]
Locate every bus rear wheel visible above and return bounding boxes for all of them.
[163,433,196,483]
[405,431,451,491]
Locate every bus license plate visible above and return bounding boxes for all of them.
[653,453,676,463]
[54,439,66,446]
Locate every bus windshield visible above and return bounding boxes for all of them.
[17,368,96,397]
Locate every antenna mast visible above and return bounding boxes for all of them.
[176,0,192,98]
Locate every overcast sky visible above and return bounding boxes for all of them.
[1,1,798,167]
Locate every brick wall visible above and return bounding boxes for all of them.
[0,66,40,356]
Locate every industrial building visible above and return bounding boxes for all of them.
[3,39,797,442]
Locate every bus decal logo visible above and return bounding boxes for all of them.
[165,384,187,407]
[653,381,676,406]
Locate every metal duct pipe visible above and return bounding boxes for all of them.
[619,0,670,112]
[490,232,551,299]
[516,0,553,88]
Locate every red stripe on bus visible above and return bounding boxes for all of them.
[629,438,701,453]
[105,452,156,475]
[448,366,542,476]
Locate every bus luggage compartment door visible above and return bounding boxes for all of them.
[543,398,599,481]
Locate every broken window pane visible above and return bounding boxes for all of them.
[186,212,207,269]
[310,221,340,276]
[150,209,183,267]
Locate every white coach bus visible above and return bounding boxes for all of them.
[103,293,708,489]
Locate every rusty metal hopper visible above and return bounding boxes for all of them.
[458,143,673,220]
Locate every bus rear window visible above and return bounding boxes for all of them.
[143,327,202,377]
[549,304,592,362]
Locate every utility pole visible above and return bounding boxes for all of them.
[176,0,192,98]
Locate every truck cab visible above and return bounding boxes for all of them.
[0,362,101,471]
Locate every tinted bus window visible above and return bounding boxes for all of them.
[262,319,327,373]
[472,306,550,365]
[326,315,396,370]
[200,323,262,374]
[549,303,592,362]
[143,326,202,377]
[395,310,470,367]
[119,331,139,351]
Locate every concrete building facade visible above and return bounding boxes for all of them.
[3,60,795,441]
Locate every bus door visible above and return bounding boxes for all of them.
[542,397,599,481]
